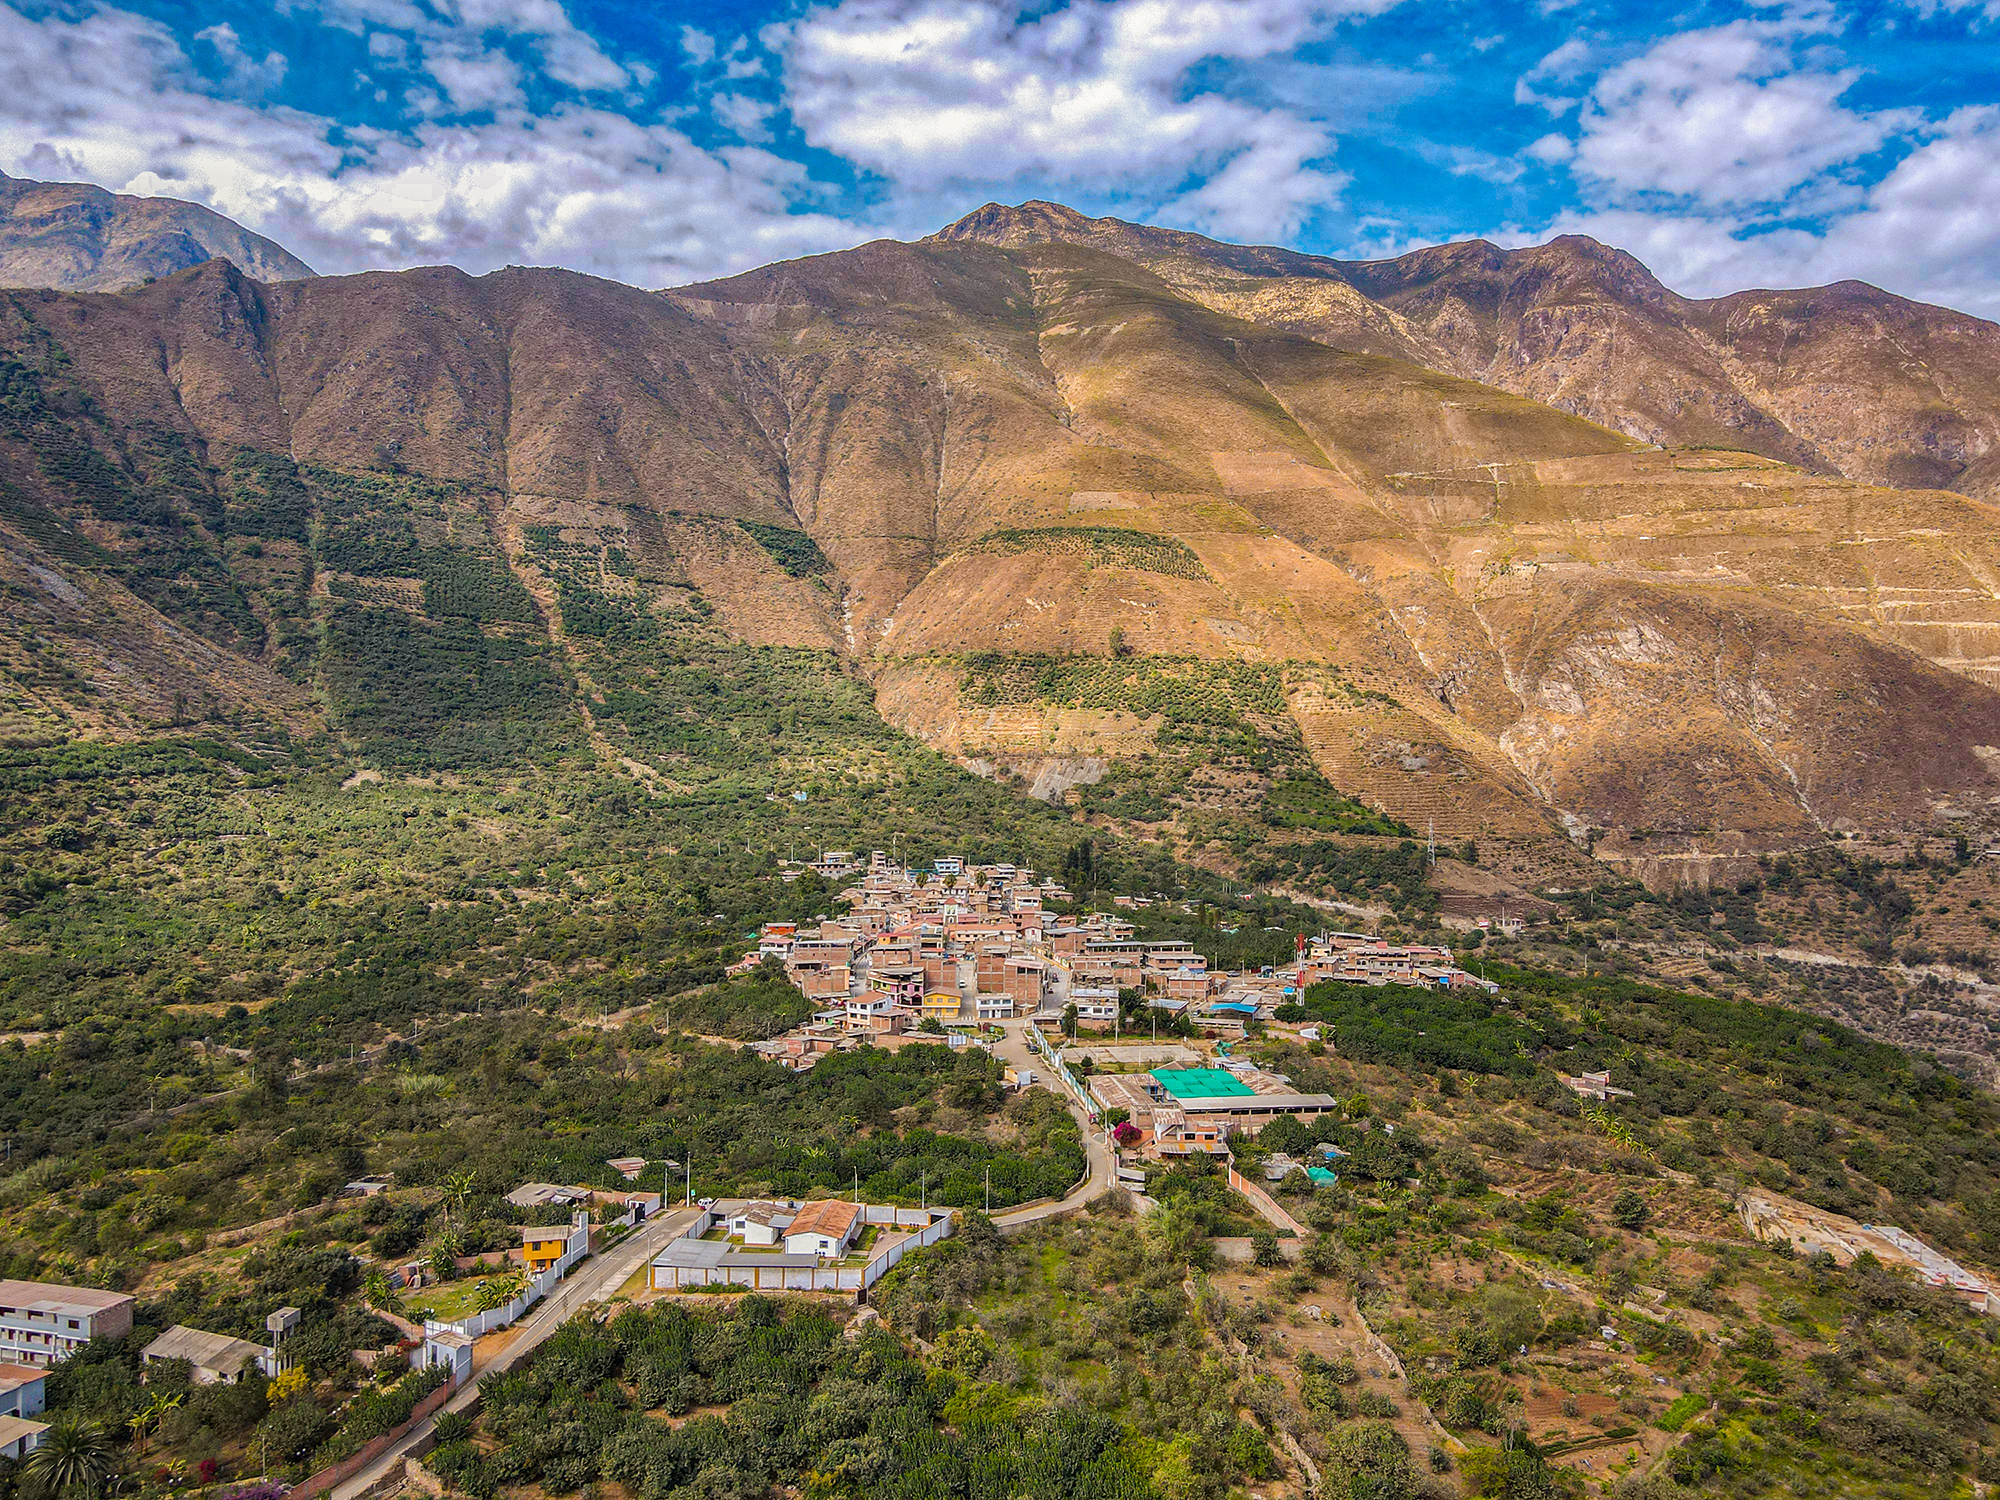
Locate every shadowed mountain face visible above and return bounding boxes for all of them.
[936,201,2000,502]
[4,210,2000,884]
[0,171,314,292]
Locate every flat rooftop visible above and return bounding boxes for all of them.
[1151,1067,1255,1099]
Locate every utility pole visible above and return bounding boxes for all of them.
[984,1165,990,1214]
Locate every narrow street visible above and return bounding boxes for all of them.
[328,1207,704,1500]
[989,1016,1118,1228]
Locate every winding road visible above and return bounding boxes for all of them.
[328,1206,705,1500]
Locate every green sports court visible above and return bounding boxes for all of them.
[1149,1067,1255,1099]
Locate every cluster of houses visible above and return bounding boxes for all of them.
[738,854,1498,1069]
[0,1281,312,1457]
[1291,930,1499,994]
[743,854,1086,1029]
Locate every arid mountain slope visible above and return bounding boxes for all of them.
[4,224,2000,877]
[0,171,314,292]
[937,202,2000,501]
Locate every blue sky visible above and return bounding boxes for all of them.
[2,0,1997,313]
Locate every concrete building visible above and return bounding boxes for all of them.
[921,991,963,1024]
[783,1199,864,1258]
[520,1213,591,1275]
[0,1415,45,1460]
[726,1202,797,1246]
[0,1282,134,1367]
[142,1325,274,1384]
[0,1365,45,1418]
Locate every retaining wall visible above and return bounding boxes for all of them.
[291,1376,457,1500]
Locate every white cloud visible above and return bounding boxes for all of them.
[1565,16,1909,209]
[1894,0,2000,20]
[299,0,631,108]
[769,0,1402,240]
[712,93,777,142]
[1525,131,1574,164]
[1519,105,2000,315]
[194,23,288,97]
[0,0,871,286]
[1514,36,1590,116]
[679,26,717,65]
[1496,11,2000,316]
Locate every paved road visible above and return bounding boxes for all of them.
[990,1019,1116,1228]
[329,1207,705,1500]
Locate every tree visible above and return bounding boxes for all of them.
[475,1273,525,1311]
[443,1169,476,1221]
[1611,1188,1650,1232]
[364,1268,404,1316]
[255,1395,335,1467]
[428,1243,460,1283]
[20,1414,118,1500]
[1060,1003,1078,1039]
[1251,1227,1284,1268]
[128,1389,182,1456]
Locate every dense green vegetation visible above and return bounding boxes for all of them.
[321,606,572,765]
[962,526,1210,582]
[960,654,1289,729]
[1279,981,1543,1076]
[736,520,831,578]
[1262,773,1413,837]
[434,1294,1155,1500]
[0,990,1084,1291]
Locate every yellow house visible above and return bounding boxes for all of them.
[920,990,962,1024]
[520,1222,579,1275]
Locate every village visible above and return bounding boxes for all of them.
[736,849,1501,1141]
[0,850,1990,1496]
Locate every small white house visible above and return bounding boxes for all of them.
[0,1366,44,1418]
[726,1202,797,1246]
[0,1415,45,1460]
[423,1327,473,1386]
[782,1199,863,1258]
[142,1326,275,1385]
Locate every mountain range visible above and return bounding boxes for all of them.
[4,177,2000,887]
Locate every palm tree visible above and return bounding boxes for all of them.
[442,1170,475,1222]
[363,1268,404,1316]
[128,1387,182,1455]
[473,1272,525,1312]
[21,1414,118,1500]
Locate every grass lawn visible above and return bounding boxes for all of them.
[406,1276,509,1323]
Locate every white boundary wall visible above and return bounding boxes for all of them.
[425,1220,590,1339]
[650,1208,952,1292]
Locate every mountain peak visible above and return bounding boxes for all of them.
[0,171,314,293]
[930,199,1117,248]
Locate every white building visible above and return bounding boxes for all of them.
[0,1365,44,1418]
[726,1202,798,1246]
[0,1415,45,1460]
[1069,987,1119,1023]
[0,1282,134,1367]
[783,1199,864,1258]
